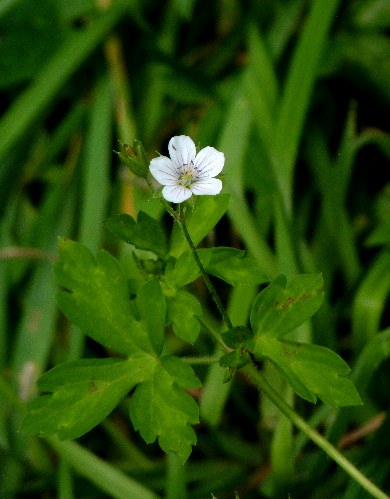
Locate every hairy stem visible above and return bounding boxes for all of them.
[177,214,233,330]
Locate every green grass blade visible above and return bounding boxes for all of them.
[352,251,390,354]
[272,0,340,210]
[0,0,127,161]
[79,78,112,252]
[48,437,160,499]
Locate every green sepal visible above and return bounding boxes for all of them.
[21,357,155,440]
[104,211,168,259]
[115,140,149,179]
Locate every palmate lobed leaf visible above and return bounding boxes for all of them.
[130,357,201,463]
[22,357,156,439]
[55,238,154,355]
[254,337,362,406]
[249,273,361,406]
[250,273,324,339]
[24,239,203,460]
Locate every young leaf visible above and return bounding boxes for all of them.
[104,211,168,258]
[254,337,362,406]
[169,194,230,257]
[250,273,324,339]
[137,277,166,355]
[168,290,202,343]
[55,238,153,355]
[22,357,155,439]
[129,361,199,462]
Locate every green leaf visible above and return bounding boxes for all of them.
[55,238,153,355]
[202,247,267,286]
[168,290,202,343]
[164,251,210,289]
[22,357,155,439]
[254,337,362,406]
[137,278,166,355]
[160,356,201,389]
[169,194,230,257]
[104,211,168,258]
[165,247,267,289]
[250,274,324,339]
[129,361,199,462]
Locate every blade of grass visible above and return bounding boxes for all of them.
[47,437,160,499]
[219,89,276,278]
[78,78,112,253]
[0,0,127,165]
[67,78,112,361]
[272,0,341,212]
[352,251,390,354]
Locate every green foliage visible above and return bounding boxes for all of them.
[3,0,390,497]
[248,274,361,406]
[55,238,154,355]
[169,195,230,257]
[250,274,324,339]
[23,238,201,462]
[168,290,203,343]
[255,338,362,405]
[130,359,200,462]
[104,211,168,259]
[21,357,155,439]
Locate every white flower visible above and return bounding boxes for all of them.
[149,135,224,203]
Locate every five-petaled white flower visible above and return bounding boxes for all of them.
[149,135,224,203]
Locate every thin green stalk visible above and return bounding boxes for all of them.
[177,215,233,330]
[245,363,389,499]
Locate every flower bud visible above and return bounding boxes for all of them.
[115,140,149,179]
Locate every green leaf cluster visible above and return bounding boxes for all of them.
[22,237,201,461]
[248,274,362,406]
[24,200,268,460]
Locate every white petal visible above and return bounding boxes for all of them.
[168,135,196,169]
[191,178,222,196]
[162,185,193,203]
[194,146,224,178]
[149,156,179,186]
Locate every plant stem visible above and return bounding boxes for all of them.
[245,363,390,499]
[177,214,233,330]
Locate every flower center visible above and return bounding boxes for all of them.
[178,164,196,187]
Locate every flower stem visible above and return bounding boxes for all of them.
[244,363,390,499]
[176,214,233,330]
